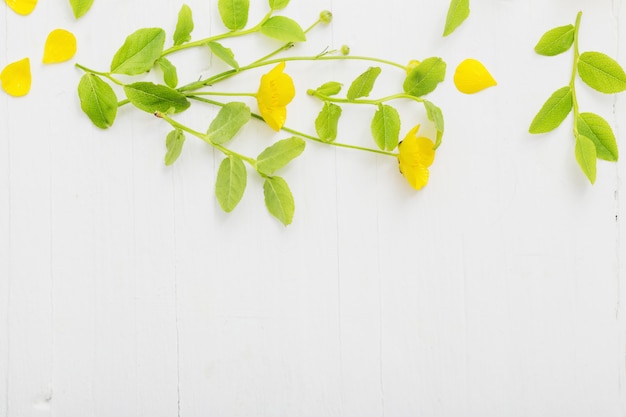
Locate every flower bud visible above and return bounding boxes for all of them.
[320,10,333,24]
[340,45,350,56]
[406,59,421,75]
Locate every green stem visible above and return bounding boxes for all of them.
[570,11,582,137]
[75,63,125,86]
[186,91,257,98]
[308,90,424,106]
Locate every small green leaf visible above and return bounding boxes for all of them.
[165,129,185,166]
[110,28,166,75]
[173,4,194,46]
[314,81,342,97]
[264,176,295,226]
[575,134,597,184]
[207,42,239,69]
[256,137,306,175]
[207,102,251,145]
[216,156,247,212]
[157,57,178,88]
[315,102,342,143]
[77,73,118,129]
[528,86,572,134]
[578,51,626,94]
[534,24,575,56]
[443,0,470,37]
[347,67,381,100]
[269,0,289,10]
[403,57,447,97]
[371,104,401,151]
[124,82,190,113]
[218,0,249,30]
[69,0,94,18]
[260,16,306,42]
[577,112,619,161]
[424,100,445,149]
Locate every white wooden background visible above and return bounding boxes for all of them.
[1,0,626,416]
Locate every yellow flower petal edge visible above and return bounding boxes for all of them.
[398,125,436,190]
[43,29,77,64]
[256,62,295,131]
[5,0,37,15]
[454,58,497,94]
[1,58,32,97]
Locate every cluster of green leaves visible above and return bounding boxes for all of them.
[529,12,625,184]
[443,0,470,37]
[70,0,94,18]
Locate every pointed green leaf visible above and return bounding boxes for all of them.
[529,86,572,134]
[443,0,470,36]
[207,102,251,145]
[124,82,190,113]
[315,102,342,143]
[534,24,575,56]
[264,176,294,225]
[157,57,178,88]
[110,28,166,75]
[578,51,626,94]
[269,0,290,10]
[165,129,185,166]
[424,100,445,149]
[575,134,597,184]
[173,4,194,46]
[371,104,401,151]
[257,137,305,175]
[314,81,342,97]
[347,67,381,100]
[216,156,247,212]
[403,57,447,97]
[260,16,306,42]
[218,0,249,30]
[208,41,239,69]
[70,0,94,18]
[577,112,618,161]
[77,73,118,129]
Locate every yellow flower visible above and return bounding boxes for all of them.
[5,0,37,15]
[43,29,77,64]
[256,62,295,131]
[1,58,31,97]
[454,58,497,94]
[398,125,435,190]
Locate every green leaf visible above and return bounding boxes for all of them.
[403,57,447,97]
[256,137,306,175]
[314,81,342,97]
[578,51,626,94]
[260,16,306,42]
[77,73,118,129]
[208,41,239,69]
[575,134,597,184]
[371,104,401,151]
[110,28,166,75]
[157,57,178,88]
[315,102,342,143]
[534,24,575,56]
[124,82,190,113]
[173,4,194,46]
[216,156,247,212]
[347,67,381,100]
[263,176,295,226]
[207,102,251,145]
[69,0,94,18]
[528,86,572,134]
[165,129,185,166]
[577,112,619,161]
[218,0,249,30]
[424,100,445,148]
[443,0,470,37]
[269,0,290,10]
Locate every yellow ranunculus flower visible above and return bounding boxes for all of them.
[5,0,37,15]
[1,58,32,97]
[398,124,435,190]
[256,62,295,131]
[453,58,497,94]
[43,29,77,64]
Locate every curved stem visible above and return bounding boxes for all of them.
[75,63,125,86]
[186,91,257,98]
[570,11,582,137]
[250,18,323,65]
[308,90,424,106]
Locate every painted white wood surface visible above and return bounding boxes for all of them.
[1,0,626,416]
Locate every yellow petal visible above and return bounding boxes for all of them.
[400,163,430,190]
[5,0,37,15]
[1,58,31,97]
[454,58,497,94]
[258,103,286,131]
[43,29,77,64]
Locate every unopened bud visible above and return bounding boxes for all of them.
[320,10,333,24]
[406,59,421,74]
[340,45,350,56]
